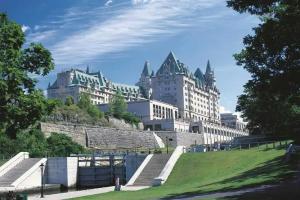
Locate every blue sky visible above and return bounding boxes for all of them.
[0,0,259,113]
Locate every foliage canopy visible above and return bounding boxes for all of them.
[0,13,56,138]
[227,0,300,137]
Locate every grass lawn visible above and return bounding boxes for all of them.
[72,147,295,200]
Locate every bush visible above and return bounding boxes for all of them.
[0,133,17,158]
[0,129,86,158]
[46,133,86,157]
[16,129,47,157]
[122,112,141,126]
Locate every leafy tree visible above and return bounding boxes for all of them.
[122,112,141,126]
[65,96,74,106]
[77,93,104,119]
[77,93,91,109]
[46,133,85,157]
[0,13,56,138]
[16,129,47,157]
[0,133,17,158]
[227,1,300,138]
[108,91,127,119]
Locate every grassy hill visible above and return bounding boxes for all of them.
[73,147,295,200]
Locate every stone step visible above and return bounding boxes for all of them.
[133,154,171,186]
[0,158,42,187]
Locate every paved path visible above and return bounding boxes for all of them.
[29,186,149,200]
[169,185,273,200]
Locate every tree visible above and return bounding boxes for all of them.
[77,93,103,119]
[0,13,56,138]
[46,133,85,157]
[16,129,47,157]
[227,1,300,138]
[77,93,91,109]
[108,91,127,119]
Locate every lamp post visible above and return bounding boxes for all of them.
[166,136,169,154]
[165,137,173,154]
[40,163,44,198]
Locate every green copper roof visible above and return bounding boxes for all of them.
[112,83,140,94]
[156,51,189,76]
[142,61,151,77]
[194,68,206,88]
[72,70,103,87]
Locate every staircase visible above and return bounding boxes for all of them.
[133,154,171,186]
[0,158,42,187]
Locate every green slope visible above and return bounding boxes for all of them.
[73,148,293,200]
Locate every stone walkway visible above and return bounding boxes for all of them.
[29,186,149,200]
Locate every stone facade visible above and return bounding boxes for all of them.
[138,52,220,124]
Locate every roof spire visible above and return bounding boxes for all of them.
[142,61,151,77]
[151,70,155,77]
[86,65,90,74]
[205,60,212,75]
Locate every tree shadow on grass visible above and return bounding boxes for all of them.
[160,154,297,200]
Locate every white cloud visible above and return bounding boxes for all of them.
[45,0,224,65]
[220,105,232,114]
[21,25,30,33]
[132,0,151,5]
[27,30,57,43]
[105,0,113,6]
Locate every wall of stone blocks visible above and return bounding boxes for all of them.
[40,122,87,146]
[40,122,205,150]
[155,131,205,147]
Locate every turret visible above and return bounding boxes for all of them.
[136,61,153,99]
[204,60,215,88]
[141,61,151,77]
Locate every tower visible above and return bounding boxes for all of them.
[204,60,215,89]
[136,61,153,99]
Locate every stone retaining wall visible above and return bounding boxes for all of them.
[155,131,204,147]
[86,127,160,149]
[40,122,205,149]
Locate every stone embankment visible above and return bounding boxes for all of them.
[40,122,205,149]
